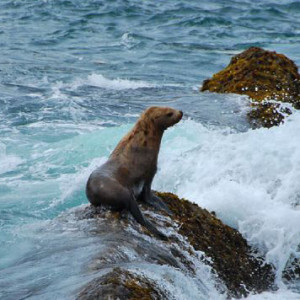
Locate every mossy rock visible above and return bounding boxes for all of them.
[156,192,275,297]
[77,268,167,300]
[76,192,275,299]
[201,47,300,127]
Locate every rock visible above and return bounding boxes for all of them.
[247,102,292,128]
[201,47,300,127]
[283,244,300,283]
[157,192,275,296]
[201,47,300,102]
[77,268,168,300]
[75,192,275,299]
[283,257,300,283]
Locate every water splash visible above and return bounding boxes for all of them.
[155,111,300,284]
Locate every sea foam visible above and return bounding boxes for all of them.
[0,143,24,175]
[155,110,300,283]
[85,73,156,90]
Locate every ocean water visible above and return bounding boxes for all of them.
[1,0,300,299]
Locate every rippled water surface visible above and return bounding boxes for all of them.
[1,1,300,299]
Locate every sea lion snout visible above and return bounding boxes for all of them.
[172,109,183,125]
[164,107,183,127]
[178,110,183,120]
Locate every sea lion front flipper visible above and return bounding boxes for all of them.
[150,193,173,215]
[138,184,172,215]
[129,194,168,241]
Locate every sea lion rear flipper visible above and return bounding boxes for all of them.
[129,195,168,241]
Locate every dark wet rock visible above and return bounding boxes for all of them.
[247,102,292,129]
[76,192,275,299]
[283,246,300,283]
[74,205,196,274]
[201,47,300,128]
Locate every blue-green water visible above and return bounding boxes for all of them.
[1,1,300,299]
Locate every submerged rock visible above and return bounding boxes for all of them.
[283,247,300,284]
[201,47,300,128]
[75,192,275,299]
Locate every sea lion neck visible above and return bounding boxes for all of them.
[135,116,163,135]
[109,115,163,160]
[134,117,164,148]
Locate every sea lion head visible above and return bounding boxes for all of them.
[142,106,183,131]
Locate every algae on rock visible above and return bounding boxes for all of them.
[201,47,300,128]
[76,192,275,299]
[77,268,167,300]
[157,192,275,297]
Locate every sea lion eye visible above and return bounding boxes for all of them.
[167,112,173,117]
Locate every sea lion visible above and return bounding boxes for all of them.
[86,106,183,240]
